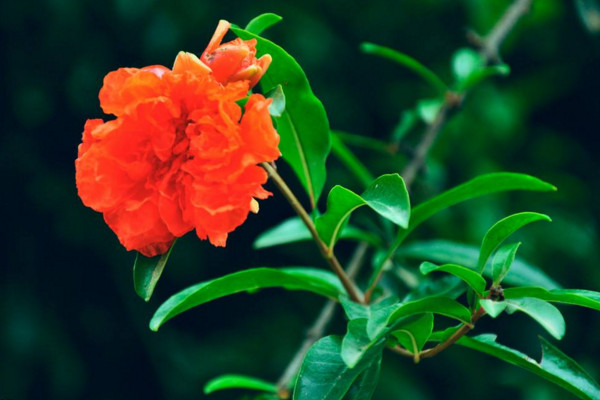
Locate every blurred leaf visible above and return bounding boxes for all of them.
[342,356,381,400]
[293,335,385,400]
[458,64,510,91]
[398,239,560,289]
[133,242,175,302]
[390,313,433,354]
[316,174,410,251]
[455,335,600,400]
[244,13,283,35]
[477,212,552,272]
[331,133,375,188]
[232,26,331,208]
[452,48,483,81]
[480,299,507,318]
[360,42,448,94]
[492,242,521,285]
[253,217,381,249]
[391,109,418,143]
[504,287,600,311]
[204,374,277,395]
[378,173,557,284]
[416,98,443,124]
[505,298,565,340]
[333,131,392,154]
[150,267,345,331]
[419,262,486,295]
[388,297,472,326]
[267,85,286,117]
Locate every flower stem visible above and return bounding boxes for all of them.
[261,162,363,303]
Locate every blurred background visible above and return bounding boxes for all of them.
[1,0,599,399]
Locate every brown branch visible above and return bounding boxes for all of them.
[276,242,370,398]
[261,162,363,303]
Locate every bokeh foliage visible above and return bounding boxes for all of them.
[1,0,599,399]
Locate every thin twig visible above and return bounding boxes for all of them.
[365,0,534,302]
[261,162,363,303]
[276,242,370,398]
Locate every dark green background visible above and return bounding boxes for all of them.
[1,0,599,399]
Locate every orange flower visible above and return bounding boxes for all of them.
[75,22,279,257]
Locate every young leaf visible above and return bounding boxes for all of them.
[479,299,508,318]
[492,242,521,285]
[457,64,510,91]
[133,242,175,302]
[503,287,600,312]
[388,297,472,326]
[316,174,410,251]
[331,133,375,188]
[398,239,560,289]
[333,131,392,154]
[391,109,418,143]
[360,42,448,94]
[455,334,600,400]
[253,217,381,249]
[150,267,345,331]
[267,85,285,117]
[232,26,331,208]
[204,374,278,395]
[342,356,381,400]
[340,296,399,339]
[377,173,557,285]
[451,48,483,81]
[390,313,434,354]
[505,298,566,340]
[293,335,385,400]
[341,319,379,368]
[416,98,443,124]
[244,13,282,35]
[477,212,551,272]
[419,262,486,296]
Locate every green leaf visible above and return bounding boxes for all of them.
[150,267,344,331]
[253,217,381,249]
[133,242,175,302]
[341,319,380,368]
[416,98,443,124]
[331,133,375,188]
[477,212,551,272]
[391,109,418,143]
[293,335,385,400]
[451,48,483,81]
[377,173,557,286]
[204,374,277,395]
[360,42,448,94]
[244,13,283,35]
[316,174,410,251]
[342,356,381,400]
[479,299,507,318]
[267,85,285,117]
[390,313,433,354]
[333,131,392,154]
[388,297,472,326]
[457,64,510,91]
[397,239,560,289]
[340,296,399,339]
[455,335,600,400]
[419,262,486,295]
[503,287,600,312]
[232,26,331,208]
[505,297,566,340]
[492,242,521,285]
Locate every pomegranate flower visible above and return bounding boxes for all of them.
[75,21,280,257]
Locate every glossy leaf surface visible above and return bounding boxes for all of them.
[150,268,344,331]
[244,13,282,35]
[388,297,472,325]
[503,287,600,311]
[133,242,175,302]
[492,242,521,285]
[204,374,277,395]
[505,297,565,340]
[419,262,486,295]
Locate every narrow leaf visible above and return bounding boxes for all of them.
[244,13,283,35]
[455,334,600,400]
[388,297,472,326]
[232,27,331,207]
[503,287,600,312]
[361,42,448,94]
[419,262,486,295]
[150,267,344,331]
[333,131,392,154]
[133,242,175,302]
[477,212,551,272]
[398,239,560,289]
[293,335,385,400]
[492,242,521,285]
[505,298,566,340]
[253,217,381,249]
[204,374,277,395]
